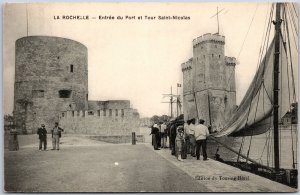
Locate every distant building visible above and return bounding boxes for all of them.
[181,33,237,131]
[140,117,152,127]
[13,36,139,135]
[281,103,298,126]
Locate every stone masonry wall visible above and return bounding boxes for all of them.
[88,100,130,110]
[59,109,140,135]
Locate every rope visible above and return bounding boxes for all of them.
[259,129,271,161]
[284,4,298,103]
[223,4,260,91]
[244,4,274,129]
[237,137,245,162]
[266,130,270,166]
[246,82,263,163]
[237,4,259,59]
[283,5,296,168]
[287,3,298,37]
[286,5,299,51]
[292,3,298,18]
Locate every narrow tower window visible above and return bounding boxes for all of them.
[109,109,112,116]
[59,90,72,98]
[70,64,74,73]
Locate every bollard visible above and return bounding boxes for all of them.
[9,129,19,151]
[132,132,136,145]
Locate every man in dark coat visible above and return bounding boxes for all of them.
[169,123,177,155]
[150,123,160,150]
[37,124,47,151]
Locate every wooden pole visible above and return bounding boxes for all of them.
[273,3,282,172]
[217,6,219,34]
[207,91,212,126]
[170,86,173,118]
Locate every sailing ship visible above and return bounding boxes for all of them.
[208,3,298,188]
[179,3,298,188]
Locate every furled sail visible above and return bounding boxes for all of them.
[214,36,293,137]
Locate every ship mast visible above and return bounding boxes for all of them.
[273,2,282,173]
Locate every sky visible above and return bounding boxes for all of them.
[3,2,298,117]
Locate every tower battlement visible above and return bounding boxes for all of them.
[181,58,193,71]
[193,33,225,47]
[225,56,237,66]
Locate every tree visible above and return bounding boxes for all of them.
[150,115,160,124]
[159,115,170,122]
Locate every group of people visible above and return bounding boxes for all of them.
[150,121,168,150]
[151,118,210,162]
[37,122,64,151]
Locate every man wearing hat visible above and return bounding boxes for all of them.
[37,124,47,151]
[51,122,64,150]
[194,119,210,160]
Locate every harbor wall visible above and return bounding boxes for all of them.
[59,109,140,135]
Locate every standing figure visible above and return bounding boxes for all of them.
[150,123,160,150]
[175,126,185,161]
[157,123,161,148]
[194,119,210,160]
[37,124,47,151]
[169,122,177,155]
[189,118,196,157]
[160,122,167,148]
[51,122,64,150]
[184,120,191,154]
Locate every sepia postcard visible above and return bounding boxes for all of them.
[3,2,298,192]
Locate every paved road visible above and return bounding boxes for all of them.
[5,143,209,192]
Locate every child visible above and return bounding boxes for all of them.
[175,125,185,161]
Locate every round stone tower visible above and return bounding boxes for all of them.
[13,36,88,133]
